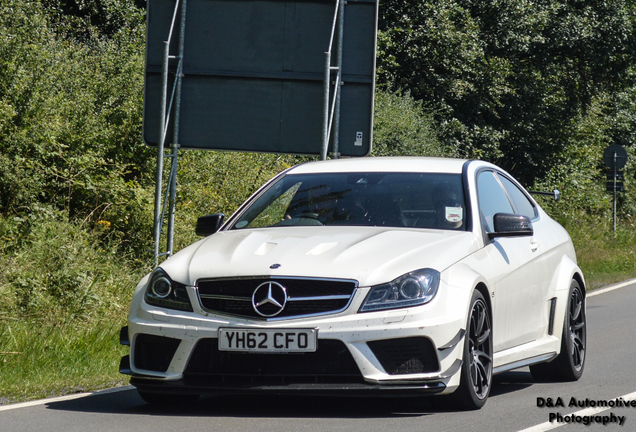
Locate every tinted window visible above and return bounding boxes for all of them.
[232,172,467,230]
[498,175,537,220]
[477,171,513,232]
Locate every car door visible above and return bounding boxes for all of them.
[476,170,547,352]
[497,174,555,343]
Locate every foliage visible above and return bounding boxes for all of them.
[0,0,152,258]
[0,321,128,405]
[0,211,144,323]
[0,1,150,403]
[378,0,636,185]
[557,216,636,290]
[41,0,146,42]
[534,90,636,226]
[0,208,143,404]
[371,90,446,157]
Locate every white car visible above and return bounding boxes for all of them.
[119,157,586,409]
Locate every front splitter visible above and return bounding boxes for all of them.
[128,376,446,398]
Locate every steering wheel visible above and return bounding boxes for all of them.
[298,212,324,225]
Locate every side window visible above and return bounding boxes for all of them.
[477,171,513,232]
[498,175,537,220]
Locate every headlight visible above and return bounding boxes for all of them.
[359,268,440,312]
[144,268,193,312]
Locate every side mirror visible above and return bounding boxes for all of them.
[196,213,225,237]
[488,213,533,239]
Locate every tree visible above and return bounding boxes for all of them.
[372,90,445,157]
[378,0,636,185]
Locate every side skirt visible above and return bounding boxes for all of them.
[493,352,557,375]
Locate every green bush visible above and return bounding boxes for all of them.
[0,0,151,259]
[0,321,128,404]
[377,0,636,185]
[0,211,145,324]
[372,90,446,157]
[534,93,636,226]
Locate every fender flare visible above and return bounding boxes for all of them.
[549,255,585,345]
[442,263,492,324]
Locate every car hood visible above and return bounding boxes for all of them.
[162,226,480,288]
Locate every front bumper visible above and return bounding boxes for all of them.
[119,280,469,397]
[119,325,460,396]
[124,364,447,398]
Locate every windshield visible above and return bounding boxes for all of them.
[231,172,466,231]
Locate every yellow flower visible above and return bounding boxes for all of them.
[97,220,111,229]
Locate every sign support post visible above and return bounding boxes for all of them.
[603,144,628,234]
[321,0,346,160]
[166,0,187,256]
[152,0,188,266]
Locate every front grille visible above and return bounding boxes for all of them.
[133,334,181,372]
[184,338,364,384]
[197,277,357,320]
[367,337,439,375]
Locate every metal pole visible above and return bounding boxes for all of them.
[321,51,331,161]
[332,0,345,159]
[321,0,342,161]
[166,0,188,256]
[153,41,171,267]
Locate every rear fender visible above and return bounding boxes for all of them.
[548,255,585,349]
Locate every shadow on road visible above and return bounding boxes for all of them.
[491,370,535,397]
[45,387,432,418]
[45,373,536,418]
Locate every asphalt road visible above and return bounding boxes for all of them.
[2,280,635,432]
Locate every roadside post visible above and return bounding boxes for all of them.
[603,144,627,232]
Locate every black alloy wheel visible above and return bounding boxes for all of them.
[452,290,493,409]
[567,281,586,374]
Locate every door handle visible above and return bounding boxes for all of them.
[530,238,539,252]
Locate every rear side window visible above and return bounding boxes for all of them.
[498,176,537,220]
[477,171,514,232]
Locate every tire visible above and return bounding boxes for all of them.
[450,290,493,410]
[137,390,200,407]
[530,279,586,382]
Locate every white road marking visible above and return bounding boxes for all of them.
[0,386,132,412]
[517,391,636,431]
[588,278,636,297]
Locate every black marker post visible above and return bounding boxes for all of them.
[603,144,627,233]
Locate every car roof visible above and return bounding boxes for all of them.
[288,157,471,175]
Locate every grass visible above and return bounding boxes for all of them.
[0,322,129,405]
[0,214,145,405]
[565,219,636,290]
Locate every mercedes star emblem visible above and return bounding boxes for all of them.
[252,281,288,317]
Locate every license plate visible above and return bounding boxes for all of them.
[218,328,317,353]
